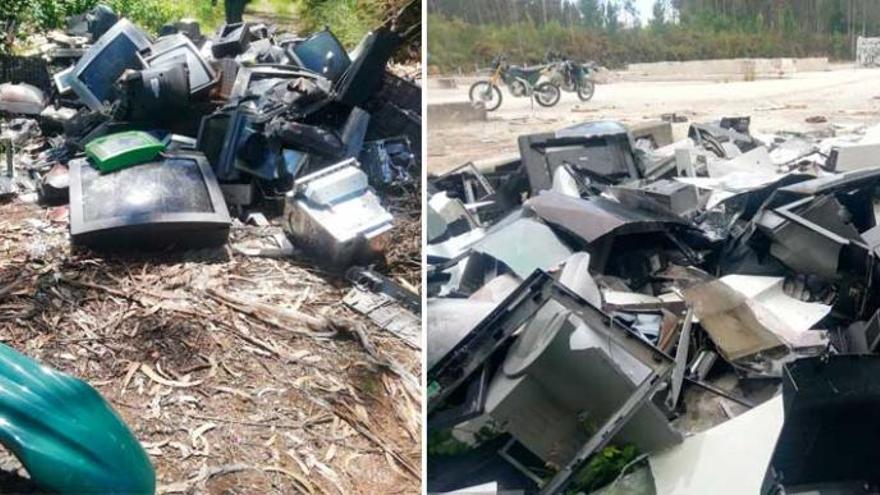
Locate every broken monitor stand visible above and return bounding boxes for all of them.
[428,270,678,494]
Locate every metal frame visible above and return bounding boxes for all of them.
[428,269,675,494]
[428,270,673,412]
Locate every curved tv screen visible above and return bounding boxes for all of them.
[81,158,214,223]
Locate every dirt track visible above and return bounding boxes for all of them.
[427,65,880,173]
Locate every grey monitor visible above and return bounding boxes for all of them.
[145,33,216,95]
[68,19,152,111]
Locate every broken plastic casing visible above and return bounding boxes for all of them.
[85,130,165,173]
[0,343,155,494]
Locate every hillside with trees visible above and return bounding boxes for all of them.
[427,0,880,73]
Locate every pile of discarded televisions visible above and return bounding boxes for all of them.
[0,4,421,493]
[427,116,880,494]
[0,3,420,268]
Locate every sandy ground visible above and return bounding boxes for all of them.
[427,66,880,173]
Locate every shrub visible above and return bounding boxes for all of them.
[428,14,850,74]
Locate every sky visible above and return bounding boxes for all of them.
[634,0,659,25]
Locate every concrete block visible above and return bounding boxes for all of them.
[428,101,487,127]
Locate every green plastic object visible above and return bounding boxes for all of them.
[0,343,155,494]
[85,131,165,173]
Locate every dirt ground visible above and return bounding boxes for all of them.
[0,189,421,494]
[428,65,880,173]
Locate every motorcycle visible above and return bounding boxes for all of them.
[468,56,561,111]
[546,54,597,102]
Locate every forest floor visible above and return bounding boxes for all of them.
[427,65,880,173]
[0,191,421,494]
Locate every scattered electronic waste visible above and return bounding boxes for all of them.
[0,7,422,489]
[344,265,421,349]
[0,3,420,257]
[427,116,880,494]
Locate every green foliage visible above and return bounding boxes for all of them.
[11,0,223,37]
[291,0,395,48]
[427,424,500,457]
[106,0,186,32]
[650,0,668,29]
[427,429,472,457]
[568,444,641,494]
[428,13,850,73]
[579,0,602,29]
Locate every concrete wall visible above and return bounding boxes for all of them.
[428,57,831,87]
[857,37,880,67]
[625,57,829,81]
[428,102,487,127]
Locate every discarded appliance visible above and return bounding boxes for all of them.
[84,130,165,173]
[519,121,640,194]
[359,136,416,188]
[0,343,155,494]
[611,179,700,217]
[347,265,420,315]
[765,355,880,493]
[68,19,152,111]
[689,117,760,157]
[332,27,404,107]
[467,216,572,279]
[144,33,216,95]
[756,194,868,280]
[116,62,191,123]
[69,151,231,249]
[212,22,251,58]
[283,158,393,267]
[429,270,680,494]
[344,286,420,349]
[288,29,351,83]
[649,395,784,495]
[825,142,880,172]
[0,83,47,115]
[66,4,118,41]
[428,116,880,494]
[344,265,421,348]
[40,162,70,205]
[680,273,828,372]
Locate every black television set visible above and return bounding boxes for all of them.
[212,22,251,58]
[228,65,320,100]
[197,107,292,182]
[288,29,351,83]
[145,34,216,95]
[68,19,152,111]
[69,151,231,250]
[334,27,402,106]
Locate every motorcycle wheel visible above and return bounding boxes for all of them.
[468,81,503,112]
[534,82,561,107]
[577,80,596,102]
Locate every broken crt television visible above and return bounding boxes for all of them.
[283,158,392,267]
[428,271,681,492]
[69,151,231,249]
[144,33,216,95]
[68,19,152,111]
[519,121,641,195]
[287,29,351,83]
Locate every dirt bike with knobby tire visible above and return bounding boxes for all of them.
[469,56,561,111]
